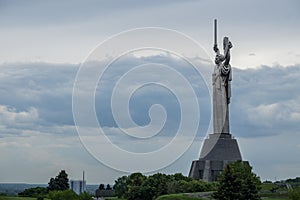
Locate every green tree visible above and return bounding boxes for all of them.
[18,186,48,198]
[99,184,105,190]
[125,172,147,200]
[113,172,217,199]
[113,175,128,198]
[140,173,171,200]
[48,170,70,191]
[288,187,300,200]
[213,161,261,200]
[173,173,193,182]
[106,184,112,190]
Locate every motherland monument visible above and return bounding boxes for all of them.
[189,19,247,181]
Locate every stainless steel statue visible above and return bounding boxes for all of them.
[212,19,233,134]
[189,20,244,181]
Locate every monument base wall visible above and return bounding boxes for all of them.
[189,133,246,181]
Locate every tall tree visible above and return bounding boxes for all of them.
[48,170,70,191]
[113,176,128,198]
[126,172,146,200]
[106,184,112,190]
[213,161,261,200]
[98,184,105,190]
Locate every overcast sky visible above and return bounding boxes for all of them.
[0,0,299,184]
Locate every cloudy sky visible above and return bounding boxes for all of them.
[0,0,299,184]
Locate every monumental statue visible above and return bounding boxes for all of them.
[212,20,233,134]
[189,19,247,181]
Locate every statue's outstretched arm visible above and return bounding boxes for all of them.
[224,39,232,66]
[224,48,230,66]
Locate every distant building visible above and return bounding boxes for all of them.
[70,180,86,194]
[70,171,86,194]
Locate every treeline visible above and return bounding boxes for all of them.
[113,172,217,200]
[17,161,265,200]
[19,188,92,200]
[113,161,263,200]
[18,170,93,200]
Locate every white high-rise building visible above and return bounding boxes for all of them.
[70,171,86,194]
[70,180,86,194]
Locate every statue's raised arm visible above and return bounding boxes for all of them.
[223,37,232,66]
[213,19,233,67]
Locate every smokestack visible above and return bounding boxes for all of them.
[83,170,85,192]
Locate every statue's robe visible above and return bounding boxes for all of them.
[212,62,231,134]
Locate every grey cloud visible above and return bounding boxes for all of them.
[0,57,299,183]
[0,58,299,141]
[0,0,193,28]
[231,65,300,137]
[0,62,78,136]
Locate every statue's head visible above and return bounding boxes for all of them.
[215,54,225,64]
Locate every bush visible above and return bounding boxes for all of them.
[48,190,93,200]
[78,191,93,200]
[48,190,78,200]
[18,186,48,198]
[288,187,300,200]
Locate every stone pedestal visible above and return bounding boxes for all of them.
[189,133,245,182]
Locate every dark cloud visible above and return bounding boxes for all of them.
[0,58,299,141]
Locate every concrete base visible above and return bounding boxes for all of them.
[189,133,245,182]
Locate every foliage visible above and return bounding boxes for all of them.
[48,190,92,200]
[286,177,300,184]
[213,161,261,200]
[106,184,112,190]
[125,172,147,200]
[47,170,69,191]
[95,187,115,198]
[48,190,77,200]
[0,197,40,200]
[78,192,94,200]
[113,172,216,200]
[114,176,129,198]
[288,187,300,200]
[18,187,48,198]
[99,184,105,190]
[96,183,113,190]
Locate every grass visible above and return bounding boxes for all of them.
[0,197,36,200]
[261,183,279,191]
[0,197,50,200]
[156,194,204,200]
[260,182,289,200]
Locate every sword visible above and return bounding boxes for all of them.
[214,19,218,47]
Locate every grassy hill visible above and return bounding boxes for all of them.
[0,197,49,200]
[156,194,203,200]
